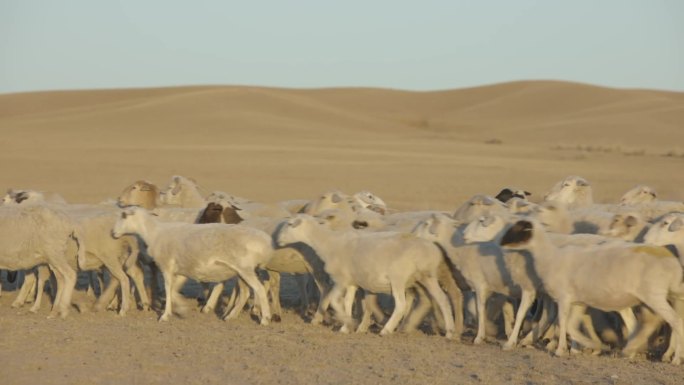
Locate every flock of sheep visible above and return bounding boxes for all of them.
[1,175,684,366]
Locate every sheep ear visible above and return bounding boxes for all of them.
[577,179,589,187]
[482,216,495,227]
[669,218,683,232]
[291,218,302,227]
[121,212,128,219]
[331,193,342,203]
[624,215,638,227]
[140,184,153,192]
[524,191,532,196]
[171,182,181,195]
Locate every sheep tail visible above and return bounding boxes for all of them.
[71,227,87,270]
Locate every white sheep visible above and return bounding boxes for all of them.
[0,205,85,318]
[419,213,538,349]
[499,219,684,363]
[275,214,455,337]
[112,206,274,324]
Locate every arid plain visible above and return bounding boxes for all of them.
[0,80,683,384]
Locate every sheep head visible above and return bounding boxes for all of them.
[112,207,148,239]
[544,176,593,209]
[620,185,657,206]
[463,215,506,243]
[500,220,535,249]
[644,213,684,246]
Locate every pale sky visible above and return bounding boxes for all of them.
[1,0,682,94]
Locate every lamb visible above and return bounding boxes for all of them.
[499,219,684,363]
[112,206,274,324]
[275,214,455,337]
[0,205,85,318]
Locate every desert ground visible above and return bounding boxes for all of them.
[0,80,683,384]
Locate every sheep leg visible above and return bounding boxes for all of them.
[12,270,36,308]
[554,299,572,357]
[103,262,131,316]
[47,259,76,319]
[438,267,464,337]
[421,277,455,339]
[158,269,175,322]
[30,266,51,313]
[202,282,224,314]
[125,261,150,310]
[502,300,516,338]
[398,288,418,332]
[309,267,332,325]
[661,297,684,363]
[266,271,282,322]
[522,295,556,346]
[622,306,661,358]
[401,287,431,333]
[224,278,250,320]
[357,292,375,333]
[295,274,310,314]
[474,287,490,344]
[328,284,353,332]
[234,268,271,325]
[503,290,535,350]
[567,305,605,354]
[380,283,408,336]
[618,307,637,343]
[339,286,358,333]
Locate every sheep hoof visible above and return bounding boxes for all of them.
[158,313,171,322]
[29,306,40,314]
[11,302,23,309]
[554,349,568,358]
[260,317,270,326]
[310,314,323,325]
[340,324,351,334]
[272,314,281,323]
[444,331,454,340]
[379,328,392,336]
[473,336,484,345]
[200,306,213,314]
[502,341,516,351]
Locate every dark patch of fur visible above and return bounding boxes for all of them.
[222,206,243,224]
[15,192,29,204]
[500,220,533,246]
[198,202,223,224]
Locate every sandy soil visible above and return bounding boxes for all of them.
[0,80,683,384]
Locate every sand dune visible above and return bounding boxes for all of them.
[0,80,681,207]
